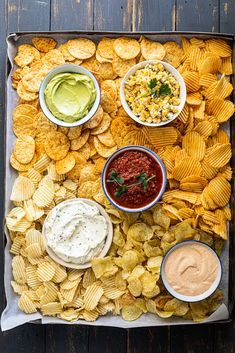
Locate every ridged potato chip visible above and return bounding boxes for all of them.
[199,55,222,74]
[37,262,56,282]
[33,177,54,207]
[67,38,96,60]
[206,39,232,57]
[12,255,27,284]
[220,56,233,75]
[142,126,178,148]
[84,282,104,310]
[199,73,217,87]
[18,292,37,313]
[182,71,200,92]
[182,131,206,161]
[207,177,231,207]
[172,157,202,180]
[193,121,212,139]
[10,175,35,202]
[205,143,232,168]
[207,98,234,122]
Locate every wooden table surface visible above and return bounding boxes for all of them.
[0,1,235,352]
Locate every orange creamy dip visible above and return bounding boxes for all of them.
[164,243,219,296]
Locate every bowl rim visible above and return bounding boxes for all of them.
[39,63,101,128]
[120,59,187,127]
[160,240,222,302]
[101,145,167,213]
[42,198,113,269]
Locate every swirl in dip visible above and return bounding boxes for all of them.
[163,242,219,297]
[43,199,108,264]
[44,72,96,123]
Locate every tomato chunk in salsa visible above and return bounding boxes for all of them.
[105,150,163,208]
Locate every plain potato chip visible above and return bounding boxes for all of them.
[70,129,90,151]
[32,37,57,52]
[14,136,35,164]
[13,114,36,138]
[122,304,143,321]
[93,137,117,158]
[84,105,103,129]
[112,53,136,77]
[114,37,140,60]
[44,131,70,160]
[67,38,96,59]
[10,176,35,202]
[140,37,166,60]
[55,152,76,174]
[91,112,111,135]
[163,41,184,68]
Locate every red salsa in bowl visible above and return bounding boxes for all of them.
[102,146,167,212]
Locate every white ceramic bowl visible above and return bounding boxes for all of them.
[101,145,167,213]
[39,64,101,127]
[120,60,187,127]
[160,240,222,302]
[42,198,113,269]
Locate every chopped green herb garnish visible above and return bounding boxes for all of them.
[159,83,171,96]
[108,170,156,198]
[148,78,157,90]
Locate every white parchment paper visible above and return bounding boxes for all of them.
[1,32,231,331]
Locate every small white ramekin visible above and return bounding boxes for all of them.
[160,240,222,302]
[120,60,187,127]
[101,145,167,213]
[39,64,101,127]
[42,198,113,269]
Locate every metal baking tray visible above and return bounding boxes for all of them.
[3,31,235,327]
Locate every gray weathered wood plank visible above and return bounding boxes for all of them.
[89,327,127,353]
[94,0,132,31]
[220,1,235,34]
[127,327,170,353]
[51,0,94,31]
[176,0,219,32]
[8,0,50,32]
[132,0,176,31]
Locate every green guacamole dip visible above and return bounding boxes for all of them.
[44,72,96,123]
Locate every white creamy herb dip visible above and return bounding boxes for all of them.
[44,199,108,264]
